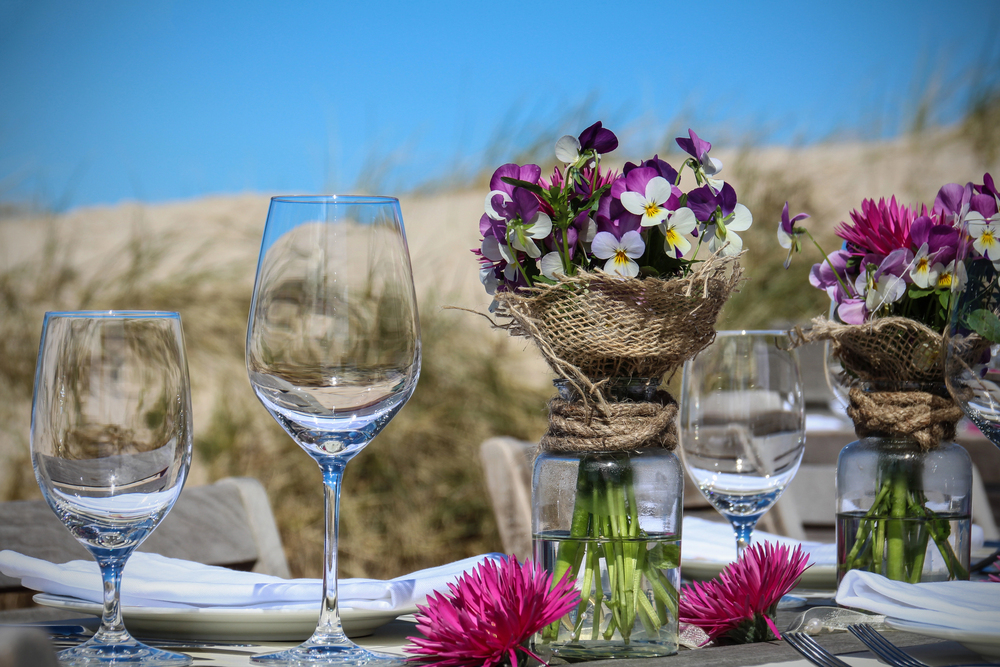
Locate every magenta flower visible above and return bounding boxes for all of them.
[679,542,811,645]
[406,556,579,667]
[836,197,920,256]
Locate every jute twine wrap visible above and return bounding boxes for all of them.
[491,252,742,454]
[541,390,679,453]
[790,316,963,450]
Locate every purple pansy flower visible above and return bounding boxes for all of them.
[933,182,972,221]
[623,155,679,186]
[555,121,618,164]
[909,214,958,265]
[777,202,810,269]
[676,129,722,178]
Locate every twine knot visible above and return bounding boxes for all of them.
[539,392,678,453]
[847,385,964,450]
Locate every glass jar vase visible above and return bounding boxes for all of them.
[531,378,683,661]
[836,434,972,583]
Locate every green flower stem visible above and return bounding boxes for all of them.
[544,454,678,647]
[908,501,969,580]
[844,482,891,570]
[842,472,967,582]
[886,469,909,581]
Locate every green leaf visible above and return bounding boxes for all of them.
[499,177,544,196]
[937,290,950,311]
[646,542,680,570]
[966,308,1000,343]
[908,287,934,299]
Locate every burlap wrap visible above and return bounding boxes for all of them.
[791,316,964,450]
[491,252,742,454]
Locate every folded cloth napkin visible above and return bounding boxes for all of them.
[0,550,502,611]
[681,516,837,566]
[836,569,1000,635]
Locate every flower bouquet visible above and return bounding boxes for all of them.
[783,176,999,582]
[473,122,752,658]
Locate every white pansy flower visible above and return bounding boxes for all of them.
[620,176,674,228]
[554,135,582,164]
[708,204,753,256]
[508,211,552,259]
[660,207,697,256]
[592,230,644,277]
[540,252,565,280]
[968,214,1000,267]
[909,244,943,289]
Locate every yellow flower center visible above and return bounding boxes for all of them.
[644,203,660,218]
[983,230,995,246]
[614,249,630,265]
[917,257,930,271]
[938,273,953,288]
[665,229,680,247]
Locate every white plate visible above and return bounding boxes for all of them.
[886,617,1000,659]
[681,558,838,590]
[33,593,416,641]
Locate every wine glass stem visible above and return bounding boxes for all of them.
[316,460,348,642]
[731,517,758,559]
[95,553,129,642]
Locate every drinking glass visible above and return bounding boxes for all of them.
[31,311,193,666]
[945,224,1000,447]
[679,330,805,555]
[246,196,420,665]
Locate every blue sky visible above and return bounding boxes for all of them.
[1,0,998,211]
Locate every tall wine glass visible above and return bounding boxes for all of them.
[31,311,193,666]
[945,222,1000,447]
[246,195,420,665]
[679,330,805,556]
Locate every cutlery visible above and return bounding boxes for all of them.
[784,631,852,667]
[848,624,995,667]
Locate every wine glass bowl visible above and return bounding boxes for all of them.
[31,311,193,665]
[246,195,420,665]
[945,246,1000,446]
[679,330,805,554]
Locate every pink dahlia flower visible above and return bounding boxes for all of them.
[836,197,923,257]
[679,542,811,645]
[406,555,579,667]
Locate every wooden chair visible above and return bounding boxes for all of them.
[0,476,290,601]
[479,437,533,561]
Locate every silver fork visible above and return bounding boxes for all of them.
[849,623,926,667]
[785,631,852,667]
[847,623,994,667]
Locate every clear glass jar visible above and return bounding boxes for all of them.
[836,433,972,583]
[531,378,683,661]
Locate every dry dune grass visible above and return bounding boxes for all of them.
[0,119,997,579]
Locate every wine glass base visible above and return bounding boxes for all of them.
[57,639,192,666]
[250,640,406,666]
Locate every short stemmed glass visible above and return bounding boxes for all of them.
[31,311,193,666]
[679,330,805,556]
[246,196,420,665]
[945,221,1000,447]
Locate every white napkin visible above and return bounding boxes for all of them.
[0,550,502,612]
[681,516,837,565]
[836,569,1000,635]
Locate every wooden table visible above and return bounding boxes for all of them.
[2,608,985,667]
